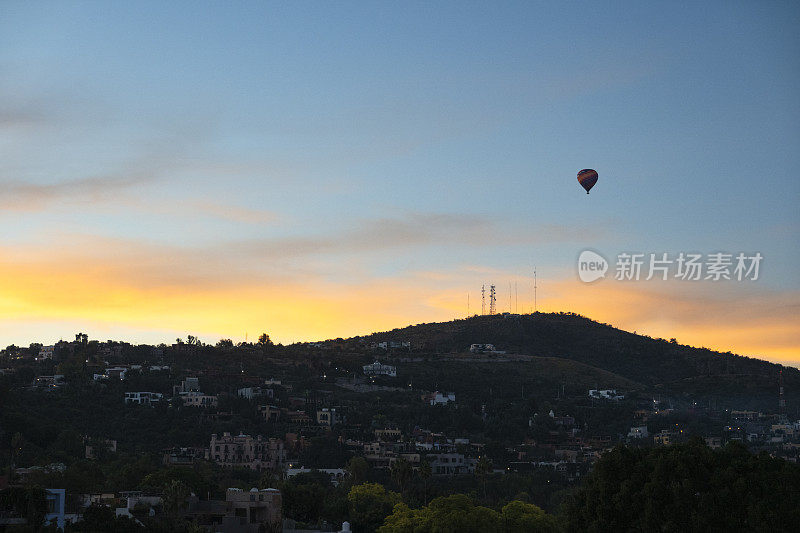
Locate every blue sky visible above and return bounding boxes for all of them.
[1,1,798,362]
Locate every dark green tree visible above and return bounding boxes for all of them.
[389,458,413,495]
[347,457,369,485]
[475,456,492,499]
[347,483,401,533]
[562,439,800,532]
[418,460,432,505]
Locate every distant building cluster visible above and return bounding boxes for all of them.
[422,391,456,406]
[37,345,55,360]
[369,340,411,350]
[33,374,65,389]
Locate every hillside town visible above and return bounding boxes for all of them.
[2,317,799,531]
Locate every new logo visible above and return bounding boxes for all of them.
[578,250,608,283]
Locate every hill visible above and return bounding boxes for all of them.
[355,312,799,410]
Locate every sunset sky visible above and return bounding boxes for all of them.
[1,2,798,364]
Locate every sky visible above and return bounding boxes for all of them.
[1,1,798,364]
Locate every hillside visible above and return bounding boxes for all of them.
[355,312,799,409]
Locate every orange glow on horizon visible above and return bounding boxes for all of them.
[0,253,797,366]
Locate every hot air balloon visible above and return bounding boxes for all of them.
[577,169,598,194]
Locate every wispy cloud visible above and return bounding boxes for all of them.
[0,211,603,292]
[186,201,277,225]
[0,107,47,129]
[231,213,605,259]
[0,173,154,211]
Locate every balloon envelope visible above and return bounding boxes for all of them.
[577,169,598,194]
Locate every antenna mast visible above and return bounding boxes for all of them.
[534,267,538,312]
[481,285,486,315]
[489,285,496,315]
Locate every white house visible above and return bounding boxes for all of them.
[469,343,496,353]
[428,453,475,475]
[238,387,270,400]
[362,361,397,377]
[430,392,455,406]
[180,391,218,408]
[589,389,625,401]
[124,392,163,405]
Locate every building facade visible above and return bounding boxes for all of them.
[209,433,286,471]
[180,391,218,408]
[124,392,163,405]
[362,361,397,377]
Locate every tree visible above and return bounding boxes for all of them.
[216,339,234,349]
[0,486,47,529]
[347,483,401,533]
[11,432,25,468]
[501,500,559,532]
[281,480,326,524]
[389,458,413,495]
[71,503,144,532]
[184,521,206,533]
[562,440,800,532]
[379,495,559,533]
[139,468,209,499]
[258,470,278,490]
[51,429,85,460]
[161,480,189,520]
[418,460,432,505]
[258,333,272,346]
[347,457,369,485]
[378,494,499,533]
[475,456,492,499]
